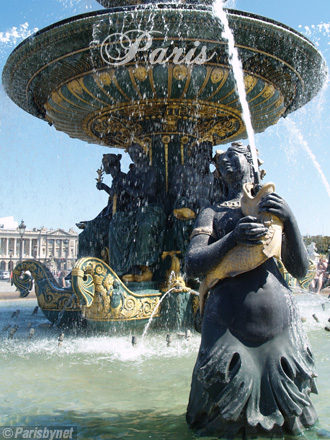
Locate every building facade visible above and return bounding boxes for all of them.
[0,225,78,274]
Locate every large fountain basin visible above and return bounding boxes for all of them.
[2,6,327,150]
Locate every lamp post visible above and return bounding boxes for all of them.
[63,239,69,270]
[9,248,13,281]
[9,248,13,270]
[18,220,26,263]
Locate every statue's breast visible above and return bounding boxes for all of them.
[213,207,242,239]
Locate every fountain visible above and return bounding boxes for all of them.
[1,0,327,331]
[1,0,329,437]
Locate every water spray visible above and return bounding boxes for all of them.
[28,328,35,340]
[58,332,65,347]
[213,0,260,187]
[8,325,19,339]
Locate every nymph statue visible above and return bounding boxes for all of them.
[77,153,126,261]
[185,143,317,437]
[170,141,214,255]
[108,143,166,282]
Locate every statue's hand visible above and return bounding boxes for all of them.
[233,216,268,245]
[258,193,293,226]
[96,182,105,191]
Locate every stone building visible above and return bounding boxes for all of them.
[0,217,78,273]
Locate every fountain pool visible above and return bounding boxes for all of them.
[1,294,329,439]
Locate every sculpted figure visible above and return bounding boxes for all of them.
[77,154,126,261]
[170,141,214,255]
[108,143,166,282]
[185,143,317,437]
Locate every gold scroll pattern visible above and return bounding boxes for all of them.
[71,258,162,322]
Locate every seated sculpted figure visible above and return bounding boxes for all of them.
[108,143,166,282]
[77,154,126,261]
[185,143,317,437]
[170,141,214,255]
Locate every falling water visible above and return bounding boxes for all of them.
[141,287,175,341]
[212,0,259,177]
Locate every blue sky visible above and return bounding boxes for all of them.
[0,0,329,236]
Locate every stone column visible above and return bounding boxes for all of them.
[14,238,17,257]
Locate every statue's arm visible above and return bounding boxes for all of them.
[258,193,309,279]
[185,207,269,279]
[185,208,236,278]
[96,181,115,197]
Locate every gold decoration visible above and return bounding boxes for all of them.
[180,136,189,164]
[67,79,83,95]
[262,84,275,99]
[211,68,225,84]
[275,96,285,108]
[244,74,258,91]
[13,260,80,312]
[134,66,148,81]
[72,258,162,322]
[50,91,63,105]
[96,165,104,183]
[173,207,196,220]
[192,295,199,315]
[162,135,171,193]
[161,251,190,293]
[173,65,188,81]
[96,71,112,86]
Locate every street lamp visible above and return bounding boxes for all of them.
[18,220,26,262]
[9,248,13,281]
[63,239,69,270]
[9,248,13,271]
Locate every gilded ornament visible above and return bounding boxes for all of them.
[275,96,284,108]
[244,74,257,91]
[96,71,112,86]
[211,68,225,84]
[134,66,148,81]
[50,91,63,105]
[262,84,275,99]
[71,257,162,322]
[67,79,84,95]
[173,65,188,81]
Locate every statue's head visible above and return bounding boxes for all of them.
[214,142,255,185]
[127,143,148,166]
[102,153,122,175]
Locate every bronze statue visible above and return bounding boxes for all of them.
[170,141,214,255]
[77,154,126,261]
[108,143,166,282]
[185,143,317,437]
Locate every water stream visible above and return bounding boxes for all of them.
[212,0,259,178]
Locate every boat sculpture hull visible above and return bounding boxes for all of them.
[12,258,199,332]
